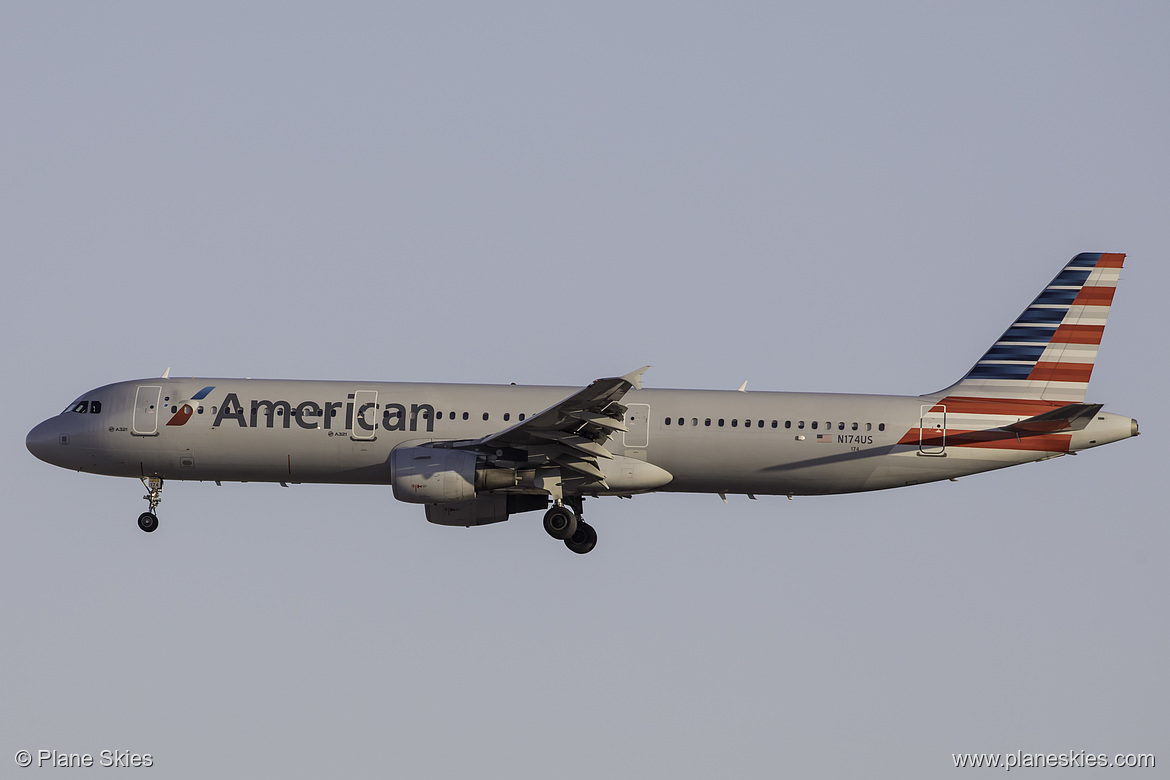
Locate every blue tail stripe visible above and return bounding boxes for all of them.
[984,345,1047,361]
[999,326,1057,343]
[966,364,1035,379]
[1017,308,1068,324]
[1052,268,1092,286]
[1033,288,1080,306]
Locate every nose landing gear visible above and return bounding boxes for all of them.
[138,476,162,533]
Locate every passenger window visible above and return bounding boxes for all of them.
[878,423,886,431]
[771,420,778,428]
[785,420,791,429]
[797,421,804,429]
[692,418,698,426]
[811,421,818,430]
[704,418,711,427]
[519,413,526,421]
[758,420,764,428]
[731,419,738,427]
[463,412,469,420]
[503,413,510,421]
[866,422,872,431]
[718,419,725,427]
[838,422,845,430]
[665,417,671,426]
[483,412,490,421]
[851,422,858,431]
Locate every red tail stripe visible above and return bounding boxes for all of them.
[1095,253,1125,268]
[1050,324,1104,344]
[1072,286,1116,306]
[1027,362,1094,383]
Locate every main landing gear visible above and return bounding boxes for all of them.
[543,500,597,555]
[138,476,162,533]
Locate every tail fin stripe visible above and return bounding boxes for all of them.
[984,345,1047,361]
[1035,288,1082,306]
[966,364,1034,380]
[1053,268,1093,285]
[1001,325,1057,342]
[1072,286,1117,306]
[1018,308,1068,323]
[1028,362,1095,383]
[1050,324,1104,344]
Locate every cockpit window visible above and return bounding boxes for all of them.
[90,401,101,414]
[71,401,89,414]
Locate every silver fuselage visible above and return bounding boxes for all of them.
[26,377,1137,497]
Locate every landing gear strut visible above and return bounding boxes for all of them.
[138,476,162,533]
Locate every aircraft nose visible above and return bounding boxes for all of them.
[26,418,62,464]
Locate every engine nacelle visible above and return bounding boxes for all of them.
[425,494,509,526]
[424,493,549,527]
[391,446,517,504]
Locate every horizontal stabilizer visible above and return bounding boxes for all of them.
[1003,403,1104,434]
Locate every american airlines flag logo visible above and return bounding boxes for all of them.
[816,434,833,443]
[166,386,216,426]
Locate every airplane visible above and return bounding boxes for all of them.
[26,252,1138,554]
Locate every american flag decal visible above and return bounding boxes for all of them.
[816,434,833,443]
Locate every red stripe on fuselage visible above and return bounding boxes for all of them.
[928,397,1068,416]
[897,428,1071,452]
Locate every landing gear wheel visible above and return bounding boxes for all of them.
[543,505,578,540]
[565,521,597,555]
[137,512,159,533]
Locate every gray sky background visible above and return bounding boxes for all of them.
[2,3,1166,777]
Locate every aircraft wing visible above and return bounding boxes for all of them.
[455,366,649,483]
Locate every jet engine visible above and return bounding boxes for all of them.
[390,447,516,504]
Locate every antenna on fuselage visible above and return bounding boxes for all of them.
[161,367,171,379]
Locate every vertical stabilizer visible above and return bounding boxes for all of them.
[937,253,1124,404]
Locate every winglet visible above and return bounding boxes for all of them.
[622,365,650,391]
[161,367,171,379]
